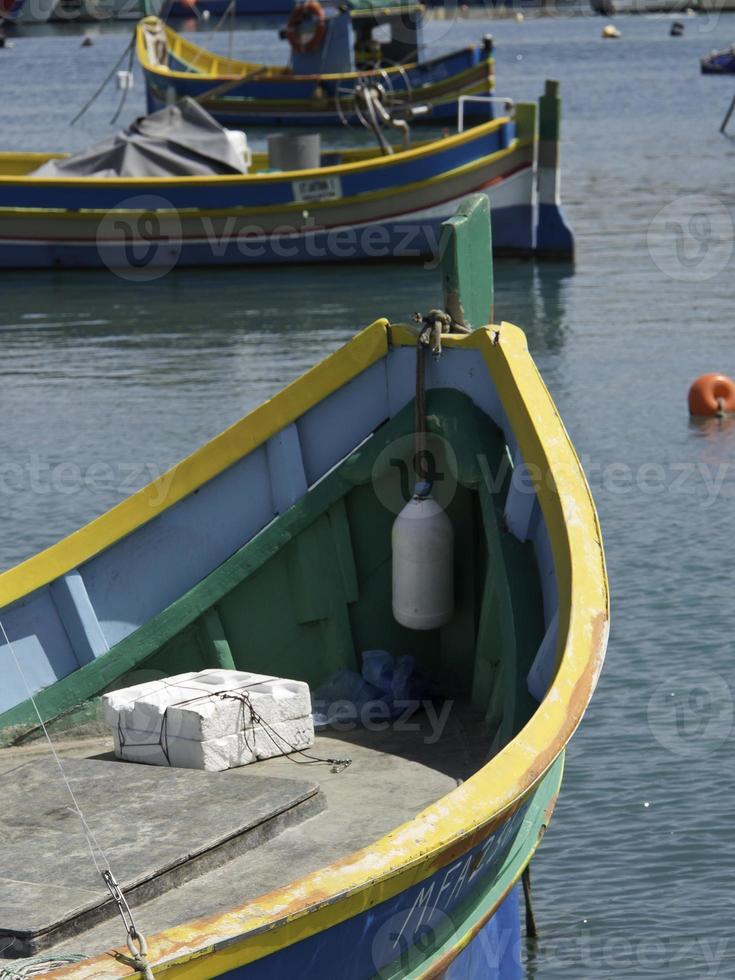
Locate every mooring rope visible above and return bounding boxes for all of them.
[0,619,155,979]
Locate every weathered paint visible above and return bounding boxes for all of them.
[439,194,494,330]
[32,322,606,978]
[136,17,495,128]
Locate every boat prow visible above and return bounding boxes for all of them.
[0,196,607,978]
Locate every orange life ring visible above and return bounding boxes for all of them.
[688,372,735,417]
[286,1,326,56]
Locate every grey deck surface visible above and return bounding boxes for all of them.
[0,704,490,966]
[0,757,321,956]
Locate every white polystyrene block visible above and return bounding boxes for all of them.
[105,668,314,771]
[102,672,199,728]
[252,716,314,760]
[112,717,314,771]
[167,677,312,740]
[249,679,312,726]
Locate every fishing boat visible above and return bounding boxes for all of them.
[0,81,574,268]
[701,43,735,73]
[136,2,495,126]
[0,196,607,978]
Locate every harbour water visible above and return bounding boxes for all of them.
[2,12,735,977]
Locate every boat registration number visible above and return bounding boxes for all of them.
[292,176,342,203]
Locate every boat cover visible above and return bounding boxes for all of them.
[31,98,249,179]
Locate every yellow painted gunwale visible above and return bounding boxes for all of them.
[0,115,512,189]
[135,16,479,86]
[38,322,608,978]
[0,140,532,226]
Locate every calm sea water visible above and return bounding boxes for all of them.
[2,12,735,978]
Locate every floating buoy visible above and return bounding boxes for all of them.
[688,373,735,417]
[602,24,621,38]
[116,70,134,91]
[515,11,524,22]
[392,482,454,631]
[81,35,93,47]
[670,20,684,36]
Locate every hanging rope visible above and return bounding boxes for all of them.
[70,31,136,126]
[110,35,136,126]
[0,619,155,979]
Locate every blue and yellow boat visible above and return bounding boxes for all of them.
[0,197,607,978]
[136,2,495,127]
[0,82,574,268]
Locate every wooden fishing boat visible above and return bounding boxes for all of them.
[0,81,574,267]
[136,3,495,127]
[0,197,607,978]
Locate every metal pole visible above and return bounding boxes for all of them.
[522,865,539,939]
[720,89,735,134]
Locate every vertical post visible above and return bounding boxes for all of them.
[438,194,494,329]
[720,90,735,134]
[522,865,539,939]
[536,79,574,260]
[200,607,237,670]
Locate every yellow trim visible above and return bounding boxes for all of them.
[0,323,389,609]
[0,116,511,188]
[135,16,448,85]
[0,139,532,224]
[42,324,608,979]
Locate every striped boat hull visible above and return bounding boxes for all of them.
[0,119,541,268]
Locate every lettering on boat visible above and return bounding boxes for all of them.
[390,802,530,952]
[292,176,343,203]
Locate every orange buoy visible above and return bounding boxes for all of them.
[688,373,735,417]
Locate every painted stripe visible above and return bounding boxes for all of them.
[0,117,512,191]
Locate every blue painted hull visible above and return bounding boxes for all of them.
[142,39,494,127]
[0,116,555,267]
[701,47,735,73]
[0,203,534,269]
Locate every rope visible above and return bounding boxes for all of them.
[109,38,136,126]
[70,31,136,126]
[0,619,155,979]
[115,676,351,774]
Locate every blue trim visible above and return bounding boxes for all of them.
[142,46,491,128]
[0,128,504,211]
[0,200,533,269]
[535,202,574,259]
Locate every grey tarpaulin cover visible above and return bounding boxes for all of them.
[32,98,249,179]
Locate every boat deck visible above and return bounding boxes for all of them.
[0,702,492,966]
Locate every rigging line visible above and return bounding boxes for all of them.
[0,619,154,977]
[70,30,137,127]
[110,35,137,126]
[0,618,112,877]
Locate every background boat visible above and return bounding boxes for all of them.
[701,43,735,73]
[136,6,495,126]
[0,81,573,267]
